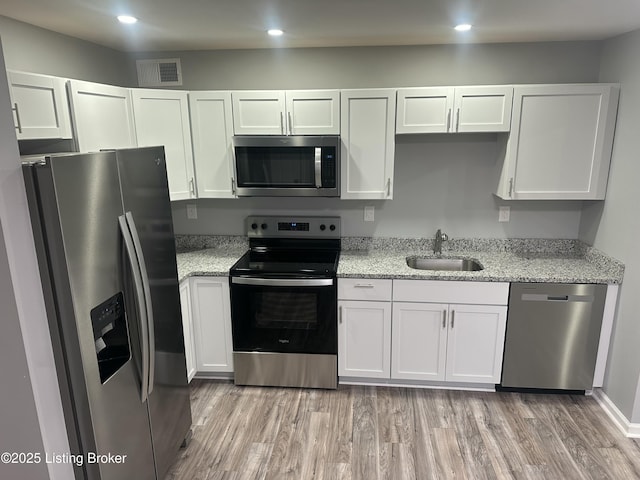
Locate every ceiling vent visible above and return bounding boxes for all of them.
[136,58,182,87]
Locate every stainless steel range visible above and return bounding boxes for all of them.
[229,216,340,389]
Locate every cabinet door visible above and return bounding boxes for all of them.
[232,91,286,135]
[68,80,137,152]
[189,91,236,198]
[285,90,340,135]
[131,89,195,201]
[340,89,396,199]
[8,71,72,140]
[391,302,448,381]
[396,87,454,134]
[445,304,507,384]
[497,84,619,200]
[179,279,197,382]
[454,86,513,133]
[338,300,391,378]
[190,277,234,373]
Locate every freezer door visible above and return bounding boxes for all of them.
[116,146,192,479]
[34,152,156,480]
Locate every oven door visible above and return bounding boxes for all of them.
[230,277,337,355]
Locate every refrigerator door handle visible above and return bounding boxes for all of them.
[125,212,156,397]
[119,214,150,403]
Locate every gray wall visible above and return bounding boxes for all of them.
[163,41,601,238]
[0,39,53,480]
[131,41,602,90]
[0,15,133,85]
[173,134,583,238]
[580,29,640,423]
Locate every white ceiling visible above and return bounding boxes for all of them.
[1,0,640,52]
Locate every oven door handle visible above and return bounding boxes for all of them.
[231,277,334,287]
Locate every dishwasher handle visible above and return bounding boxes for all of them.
[521,293,594,303]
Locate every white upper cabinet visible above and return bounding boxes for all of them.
[396,86,513,134]
[8,71,72,140]
[285,90,340,135]
[68,80,137,152]
[340,89,396,199]
[232,90,285,135]
[496,84,619,200]
[131,89,196,201]
[231,90,340,135]
[188,91,236,198]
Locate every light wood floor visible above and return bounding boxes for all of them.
[167,380,640,480]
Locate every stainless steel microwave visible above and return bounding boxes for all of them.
[233,136,340,197]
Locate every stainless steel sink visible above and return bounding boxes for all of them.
[406,256,483,271]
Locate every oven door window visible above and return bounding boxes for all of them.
[231,283,337,355]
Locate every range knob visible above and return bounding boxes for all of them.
[261,223,268,230]
[251,223,258,230]
[330,224,336,231]
[320,224,326,231]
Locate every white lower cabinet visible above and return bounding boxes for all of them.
[179,279,197,382]
[189,277,234,374]
[338,278,509,386]
[392,302,448,381]
[392,302,507,384]
[338,300,392,378]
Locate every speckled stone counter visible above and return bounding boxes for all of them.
[175,236,624,285]
[338,238,624,284]
[175,235,247,282]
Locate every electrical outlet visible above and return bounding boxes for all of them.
[186,204,198,220]
[364,206,375,222]
[499,206,510,222]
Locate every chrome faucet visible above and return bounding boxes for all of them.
[434,229,449,255]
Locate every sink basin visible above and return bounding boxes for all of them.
[406,257,483,272]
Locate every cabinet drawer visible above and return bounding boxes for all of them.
[393,280,509,305]
[338,278,392,301]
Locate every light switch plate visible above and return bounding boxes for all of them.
[187,204,198,220]
[364,206,375,222]
[499,206,510,222]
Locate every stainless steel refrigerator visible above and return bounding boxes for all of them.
[22,147,192,480]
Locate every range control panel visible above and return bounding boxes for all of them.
[246,216,341,239]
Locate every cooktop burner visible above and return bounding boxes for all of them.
[229,216,341,277]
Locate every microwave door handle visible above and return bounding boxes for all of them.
[314,148,322,188]
[119,214,150,403]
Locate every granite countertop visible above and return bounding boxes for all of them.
[338,238,624,284]
[175,236,625,285]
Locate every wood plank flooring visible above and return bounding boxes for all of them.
[166,380,640,480]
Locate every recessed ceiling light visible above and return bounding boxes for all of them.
[267,29,284,37]
[454,24,472,32]
[117,15,138,24]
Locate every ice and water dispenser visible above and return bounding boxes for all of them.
[91,292,131,383]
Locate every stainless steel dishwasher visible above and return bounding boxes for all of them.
[500,283,607,392]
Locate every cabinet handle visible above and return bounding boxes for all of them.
[451,310,455,329]
[189,178,196,197]
[386,178,391,197]
[231,177,236,195]
[447,109,452,132]
[280,112,284,135]
[442,309,447,329]
[354,283,375,288]
[455,108,460,132]
[508,177,514,198]
[288,111,293,135]
[12,103,22,134]
[339,305,343,324]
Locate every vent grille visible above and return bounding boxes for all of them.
[136,58,182,87]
